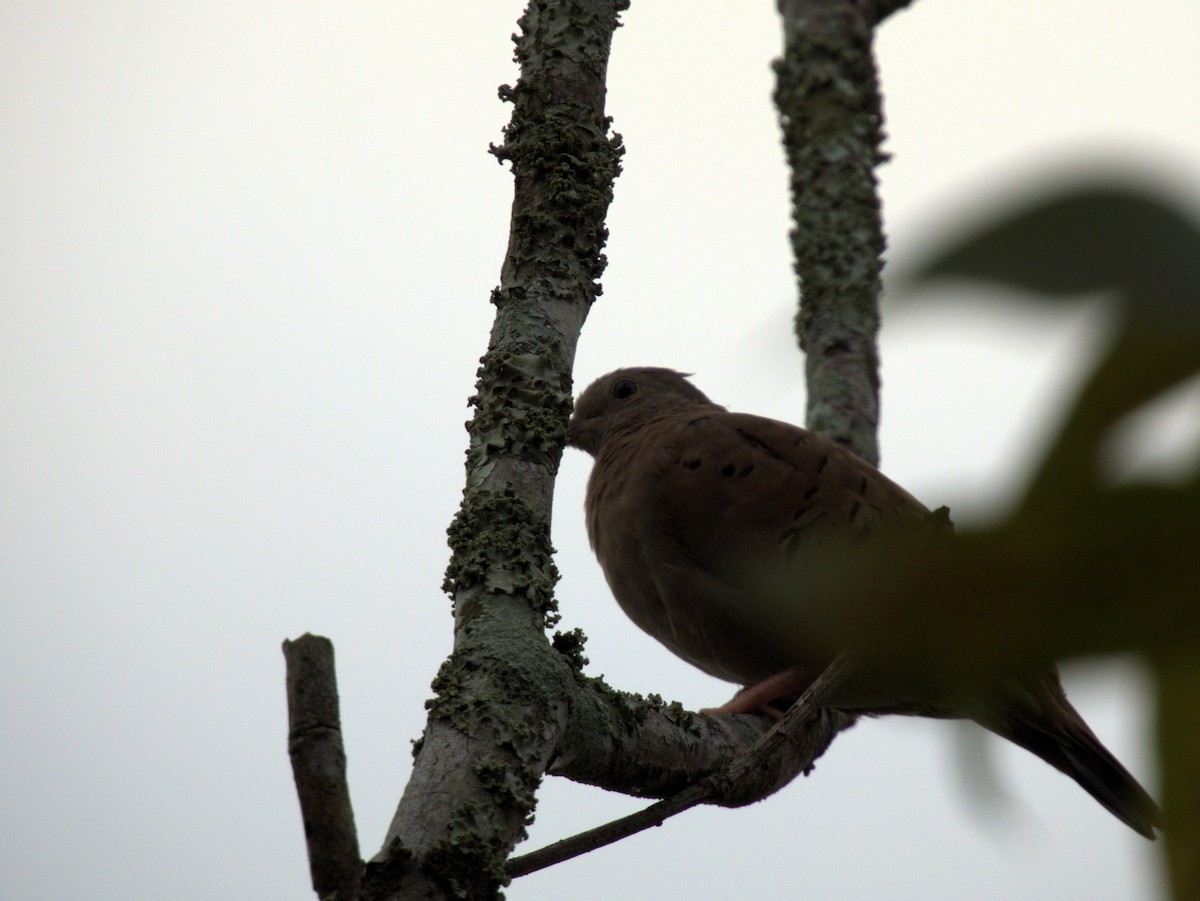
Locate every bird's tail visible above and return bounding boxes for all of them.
[976,672,1162,839]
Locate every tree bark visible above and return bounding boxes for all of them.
[284,635,362,901]
[776,0,892,463]
[363,1,629,896]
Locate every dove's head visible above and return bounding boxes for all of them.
[567,367,720,456]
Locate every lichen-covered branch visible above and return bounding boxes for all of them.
[548,676,847,802]
[364,2,627,898]
[513,661,855,877]
[775,0,893,465]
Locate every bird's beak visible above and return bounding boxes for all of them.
[565,416,597,455]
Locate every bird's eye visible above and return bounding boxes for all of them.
[612,378,638,400]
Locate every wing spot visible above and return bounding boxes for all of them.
[858,477,868,494]
[734,428,786,462]
[685,458,702,470]
[816,454,829,474]
[790,506,827,531]
[738,463,755,477]
[720,463,736,477]
[848,500,862,523]
[780,528,801,557]
[803,485,819,501]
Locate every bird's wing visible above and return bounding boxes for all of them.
[643,409,930,579]
[600,409,930,685]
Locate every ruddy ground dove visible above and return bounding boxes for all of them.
[566,366,1161,838]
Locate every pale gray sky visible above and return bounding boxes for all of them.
[3,2,1197,899]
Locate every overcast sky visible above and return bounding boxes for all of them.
[3,2,1198,899]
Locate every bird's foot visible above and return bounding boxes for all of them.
[700,667,809,719]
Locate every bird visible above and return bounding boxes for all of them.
[566,366,1162,838]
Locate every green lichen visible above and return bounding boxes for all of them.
[495,117,622,290]
[424,647,555,862]
[392,2,628,897]
[426,653,484,724]
[443,486,560,627]
[773,9,886,462]
[426,645,559,772]
[421,801,510,899]
[580,676,701,732]
[551,627,589,671]
[475,754,541,818]
[489,2,626,303]
[466,346,572,478]
[508,0,630,70]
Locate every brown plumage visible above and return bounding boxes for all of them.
[567,366,1162,838]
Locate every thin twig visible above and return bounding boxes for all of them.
[506,783,710,879]
[507,652,854,878]
[284,633,363,900]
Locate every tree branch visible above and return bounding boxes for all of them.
[283,634,362,901]
[775,0,891,463]
[508,654,856,878]
[506,783,710,880]
[361,2,628,897]
[870,0,916,23]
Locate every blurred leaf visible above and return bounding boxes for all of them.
[751,481,1200,705]
[905,177,1200,505]
[874,173,1200,894]
[909,183,1200,302]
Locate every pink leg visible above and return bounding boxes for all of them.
[700,667,810,718]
